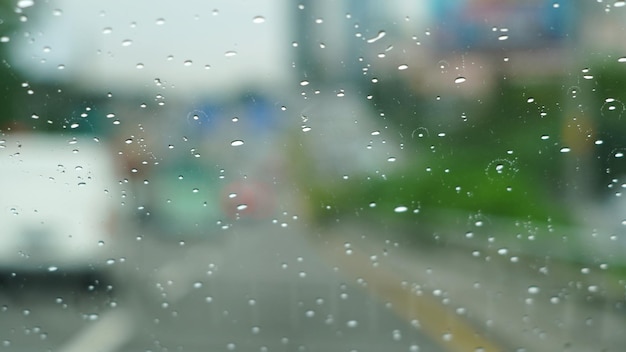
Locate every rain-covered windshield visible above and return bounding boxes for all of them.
[1,1,626,351]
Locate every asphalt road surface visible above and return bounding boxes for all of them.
[2,218,626,352]
[0,221,450,352]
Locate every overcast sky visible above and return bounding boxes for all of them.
[11,0,292,97]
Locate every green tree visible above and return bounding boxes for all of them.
[0,3,23,130]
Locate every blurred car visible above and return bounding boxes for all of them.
[0,133,121,274]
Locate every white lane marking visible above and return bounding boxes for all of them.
[57,310,134,352]
[58,243,223,352]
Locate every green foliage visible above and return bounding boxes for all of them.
[0,3,22,130]
[309,78,574,227]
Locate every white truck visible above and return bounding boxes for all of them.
[0,133,122,274]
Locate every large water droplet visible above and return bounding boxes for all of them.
[454,77,467,84]
[397,64,409,71]
[252,16,265,24]
[366,30,386,43]
[230,140,244,147]
[17,0,34,8]
[224,51,237,57]
[394,206,408,213]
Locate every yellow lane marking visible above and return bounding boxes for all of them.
[318,238,503,352]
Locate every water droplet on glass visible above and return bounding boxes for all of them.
[48,266,58,272]
[224,51,237,57]
[121,39,133,47]
[346,320,358,328]
[560,147,571,153]
[454,77,467,84]
[581,267,590,274]
[528,286,540,294]
[252,16,265,24]
[366,30,386,43]
[155,18,165,25]
[17,0,34,8]
[394,206,408,213]
[397,64,409,71]
[231,140,244,147]
[498,35,509,41]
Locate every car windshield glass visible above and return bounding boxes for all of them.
[1,1,626,351]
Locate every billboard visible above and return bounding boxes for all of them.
[431,0,576,52]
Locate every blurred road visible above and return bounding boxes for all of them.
[1,219,626,351]
[0,221,447,352]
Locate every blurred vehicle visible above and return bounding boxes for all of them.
[0,133,121,274]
